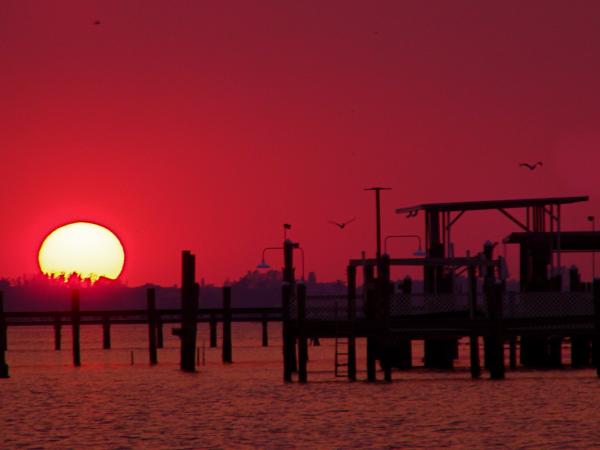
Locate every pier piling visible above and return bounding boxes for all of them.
[347,265,357,381]
[72,289,81,367]
[147,288,158,365]
[364,264,377,382]
[102,315,111,350]
[468,265,481,379]
[174,250,199,372]
[261,319,269,347]
[297,283,308,383]
[487,283,505,380]
[53,315,62,351]
[509,337,517,370]
[209,316,217,348]
[379,255,392,383]
[282,283,293,382]
[0,292,9,378]
[222,286,232,363]
[156,316,164,349]
[594,279,600,378]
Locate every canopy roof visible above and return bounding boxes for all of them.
[396,196,588,214]
[504,231,600,252]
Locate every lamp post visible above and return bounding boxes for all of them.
[588,216,596,280]
[257,244,305,282]
[383,235,425,257]
[365,187,391,261]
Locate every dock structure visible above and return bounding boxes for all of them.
[2,195,600,383]
[505,231,600,367]
[284,254,600,382]
[283,195,600,382]
[395,195,589,369]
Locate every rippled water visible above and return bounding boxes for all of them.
[2,324,600,449]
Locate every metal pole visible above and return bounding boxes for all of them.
[365,187,391,261]
[593,218,596,281]
[376,189,381,260]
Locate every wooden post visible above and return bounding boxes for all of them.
[209,316,218,348]
[54,315,62,351]
[347,265,357,381]
[283,239,298,373]
[571,267,591,368]
[261,319,269,347]
[282,283,293,382]
[509,337,517,370]
[102,314,111,350]
[468,265,481,379]
[297,283,308,383]
[147,288,158,365]
[365,264,377,382]
[379,255,392,382]
[222,286,232,363]
[487,283,505,380]
[594,279,600,378]
[174,250,198,372]
[0,292,8,378]
[72,289,81,367]
[156,316,164,349]
[395,277,413,370]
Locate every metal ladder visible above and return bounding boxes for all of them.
[334,301,349,377]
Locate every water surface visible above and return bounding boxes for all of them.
[1,324,599,449]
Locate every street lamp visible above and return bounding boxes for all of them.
[588,216,596,280]
[257,247,282,270]
[383,235,425,257]
[257,245,305,281]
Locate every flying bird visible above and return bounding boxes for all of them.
[329,218,356,229]
[519,161,543,170]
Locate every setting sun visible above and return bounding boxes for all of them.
[38,222,125,282]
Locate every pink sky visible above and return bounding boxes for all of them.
[1,1,599,285]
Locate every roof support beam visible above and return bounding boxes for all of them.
[497,208,530,232]
[446,210,466,230]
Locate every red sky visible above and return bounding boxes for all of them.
[2,1,600,286]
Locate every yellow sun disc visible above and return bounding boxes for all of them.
[38,222,125,282]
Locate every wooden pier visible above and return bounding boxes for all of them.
[282,255,600,382]
[2,194,600,383]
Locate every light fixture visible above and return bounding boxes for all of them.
[256,259,271,270]
[413,247,426,257]
[384,235,425,257]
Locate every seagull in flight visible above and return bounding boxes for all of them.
[519,161,543,170]
[329,218,356,229]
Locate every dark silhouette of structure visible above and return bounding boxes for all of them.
[395,195,588,369]
[2,195,600,384]
[172,251,199,372]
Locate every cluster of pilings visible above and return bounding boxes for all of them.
[284,250,600,382]
[171,250,233,371]
[0,250,258,378]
